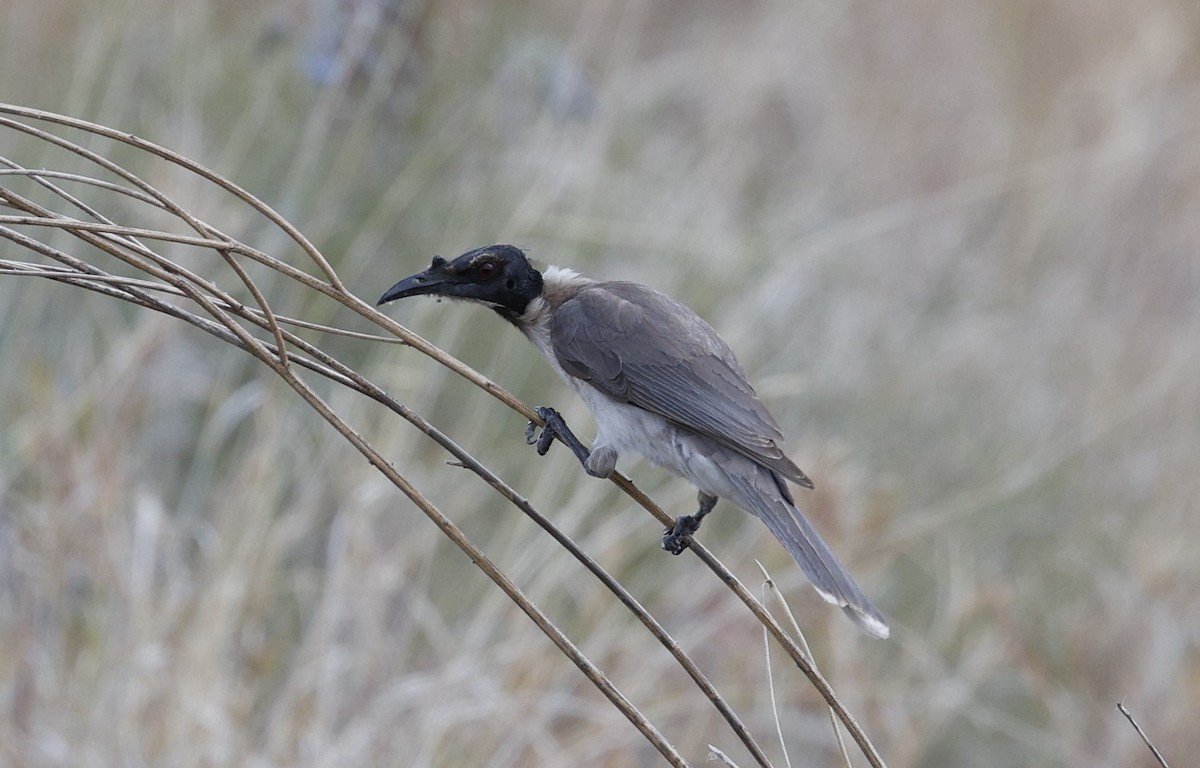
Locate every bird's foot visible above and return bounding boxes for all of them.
[662,493,718,555]
[524,406,559,455]
[525,406,592,466]
[662,514,703,555]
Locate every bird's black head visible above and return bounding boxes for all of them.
[377,244,544,322]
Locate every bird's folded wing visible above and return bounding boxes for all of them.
[550,282,812,488]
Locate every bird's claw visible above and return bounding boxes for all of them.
[525,406,561,456]
[662,514,702,555]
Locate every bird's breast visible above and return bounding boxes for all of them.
[522,317,737,497]
[573,380,739,499]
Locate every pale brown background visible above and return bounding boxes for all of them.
[2,1,1198,766]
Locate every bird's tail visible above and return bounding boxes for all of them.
[729,467,890,639]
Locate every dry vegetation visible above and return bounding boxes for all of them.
[2,0,1200,766]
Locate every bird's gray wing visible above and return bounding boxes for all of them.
[550,282,812,487]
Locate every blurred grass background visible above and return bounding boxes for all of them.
[3,0,1200,765]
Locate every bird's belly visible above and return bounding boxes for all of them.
[573,384,738,499]
[668,435,742,500]
[575,387,674,459]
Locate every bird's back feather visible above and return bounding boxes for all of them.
[549,281,813,487]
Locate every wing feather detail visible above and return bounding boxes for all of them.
[550,282,812,488]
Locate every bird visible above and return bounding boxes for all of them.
[378,244,889,638]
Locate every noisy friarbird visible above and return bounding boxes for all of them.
[378,245,888,638]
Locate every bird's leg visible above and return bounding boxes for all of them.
[526,407,618,479]
[525,406,592,466]
[662,492,718,555]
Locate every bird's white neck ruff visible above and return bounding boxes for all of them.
[541,265,590,295]
[518,265,592,329]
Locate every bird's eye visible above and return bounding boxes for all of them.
[476,259,498,278]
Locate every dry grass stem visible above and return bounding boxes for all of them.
[0,102,887,766]
[1117,702,1170,768]
[759,562,857,768]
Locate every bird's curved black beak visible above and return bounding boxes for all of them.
[377,257,451,306]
